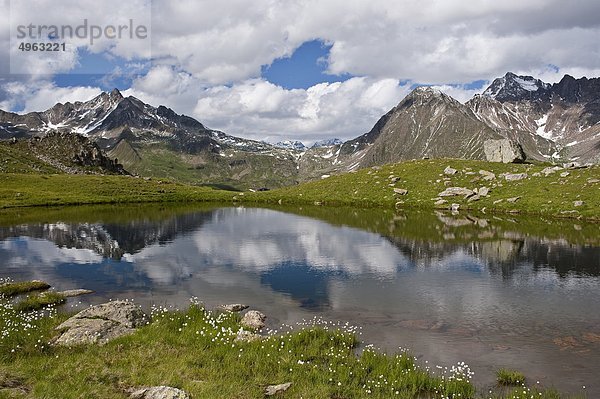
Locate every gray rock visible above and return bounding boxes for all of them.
[438,187,475,197]
[560,172,570,177]
[393,188,408,195]
[478,186,490,197]
[541,166,563,176]
[483,139,526,163]
[467,195,481,202]
[241,310,266,330]
[563,162,582,169]
[444,166,458,175]
[53,300,149,346]
[573,200,584,207]
[434,199,448,206]
[507,197,521,203]
[451,203,460,212]
[479,170,496,180]
[130,386,190,399]
[265,383,292,396]
[219,304,249,312]
[57,289,94,298]
[587,178,599,184]
[504,173,528,181]
[234,330,263,343]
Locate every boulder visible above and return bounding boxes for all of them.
[503,173,528,181]
[483,139,526,163]
[219,304,249,312]
[130,386,190,399]
[438,187,475,197]
[541,166,563,176]
[53,300,149,346]
[241,310,266,330]
[478,170,496,180]
[507,197,521,203]
[478,187,490,197]
[265,383,292,396]
[393,188,408,195]
[443,166,458,175]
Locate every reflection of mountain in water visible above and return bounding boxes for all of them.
[0,211,214,260]
[387,234,600,279]
[0,208,598,287]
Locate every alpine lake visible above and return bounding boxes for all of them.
[1,203,599,396]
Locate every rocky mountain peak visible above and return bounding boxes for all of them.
[399,86,460,110]
[483,72,550,102]
[109,88,124,100]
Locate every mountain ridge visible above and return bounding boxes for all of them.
[1,72,599,188]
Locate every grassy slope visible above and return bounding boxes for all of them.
[244,159,600,220]
[0,145,61,174]
[110,143,299,189]
[0,159,599,220]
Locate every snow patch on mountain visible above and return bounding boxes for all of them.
[312,138,343,148]
[274,140,307,151]
[514,77,540,92]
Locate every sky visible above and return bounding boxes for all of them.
[1,0,599,144]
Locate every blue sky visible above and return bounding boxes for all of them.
[260,40,352,89]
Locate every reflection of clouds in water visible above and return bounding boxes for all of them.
[123,244,194,285]
[190,209,407,276]
[1,238,101,269]
[121,208,409,284]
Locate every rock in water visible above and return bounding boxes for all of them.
[241,310,266,330]
[53,300,149,346]
[56,289,94,298]
[130,386,190,399]
[483,139,526,163]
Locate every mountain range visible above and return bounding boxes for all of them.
[1,72,598,188]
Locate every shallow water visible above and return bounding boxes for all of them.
[1,204,599,395]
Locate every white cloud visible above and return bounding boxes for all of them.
[2,0,600,142]
[1,79,101,112]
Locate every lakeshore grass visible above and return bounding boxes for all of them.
[0,295,589,399]
[13,292,66,313]
[1,159,598,220]
[0,281,50,298]
[496,369,526,386]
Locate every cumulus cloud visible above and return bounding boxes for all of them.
[2,0,600,142]
[0,79,101,112]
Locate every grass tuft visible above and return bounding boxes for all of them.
[497,368,526,385]
[14,292,66,312]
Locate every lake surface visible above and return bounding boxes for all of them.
[1,204,599,395]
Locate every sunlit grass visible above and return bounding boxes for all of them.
[1,159,599,220]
